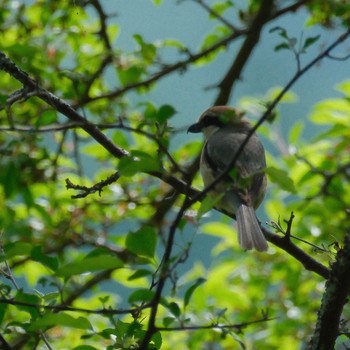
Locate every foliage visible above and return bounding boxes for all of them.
[0,0,350,349]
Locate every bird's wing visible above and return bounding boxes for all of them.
[204,131,266,207]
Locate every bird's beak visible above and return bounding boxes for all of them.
[187,122,202,133]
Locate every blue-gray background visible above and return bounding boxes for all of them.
[101,0,349,137]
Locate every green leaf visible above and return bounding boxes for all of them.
[31,246,59,271]
[15,291,41,319]
[266,166,297,194]
[267,86,297,104]
[288,121,304,144]
[126,226,157,258]
[56,253,123,277]
[112,131,129,150]
[162,38,185,50]
[73,346,98,350]
[99,295,110,304]
[167,302,181,317]
[336,80,350,97]
[36,110,57,127]
[118,152,161,177]
[143,101,157,120]
[197,195,215,219]
[114,320,129,338]
[134,34,157,63]
[29,313,92,331]
[274,42,290,52]
[0,302,8,324]
[309,99,350,125]
[0,94,8,105]
[184,278,206,308]
[2,242,33,260]
[196,26,230,65]
[156,104,176,123]
[269,26,288,39]
[163,317,175,327]
[197,193,224,219]
[2,161,19,198]
[128,289,155,304]
[302,35,320,51]
[128,269,153,281]
[143,103,176,123]
[211,1,234,17]
[151,331,162,349]
[200,222,232,238]
[118,65,144,86]
[269,26,297,52]
[82,142,111,161]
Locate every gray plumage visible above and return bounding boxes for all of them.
[188,106,268,252]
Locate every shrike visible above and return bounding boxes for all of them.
[188,106,268,252]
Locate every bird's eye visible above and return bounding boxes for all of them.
[201,114,224,127]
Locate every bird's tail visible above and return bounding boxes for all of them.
[236,204,268,252]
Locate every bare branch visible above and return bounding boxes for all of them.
[191,0,238,31]
[271,0,311,20]
[0,51,128,159]
[157,316,275,332]
[78,0,115,103]
[262,228,330,279]
[0,297,149,316]
[215,0,275,105]
[308,230,350,349]
[0,335,12,350]
[326,52,350,61]
[65,172,120,198]
[284,211,295,238]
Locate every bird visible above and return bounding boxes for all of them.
[187,106,268,252]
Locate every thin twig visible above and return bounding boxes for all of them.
[139,195,194,348]
[0,297,150,315]
[0,244,20,291]
[191,0,237,31]
[157,316,275,332]
[65,172,121,198]
[284,211,295,238]
[263,227,330,279]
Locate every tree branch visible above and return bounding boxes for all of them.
[77,0,114,103]
[139,195,194,349]
[0,52,129,160]
[308,229,350,350]
[271,0,311,19]
[191,0,238,31]
[0,334,12,350]
[263,228,330,279]
[0,297,149,316]
[157,316,274,332]
[215,0,275,105]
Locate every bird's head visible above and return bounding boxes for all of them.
[187,106,248,139]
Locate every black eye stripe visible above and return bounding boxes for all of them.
[200,114,224,128]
